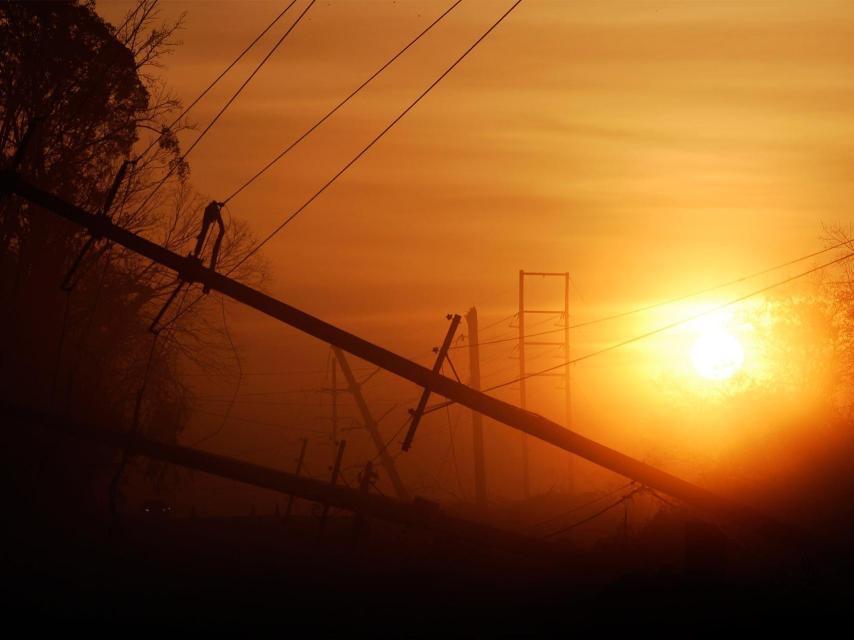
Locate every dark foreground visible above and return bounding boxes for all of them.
[2,412,852,634]
[2,505,851,635]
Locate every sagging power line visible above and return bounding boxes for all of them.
[160,0,524,351]
[424,250,854,415]
[132,0,312,217]
[491,251,854,392]
[135,1,299,162]
[222,0,466,204]
[231,0,525,270]
[450,238,854,351]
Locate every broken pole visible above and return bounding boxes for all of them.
[402,314,461,451]
[320,439,346,532]
[2,173,797,543]
[352,460,376,543]
[284,437,308,524]
[4,402,542,554]
[333,348,409,501]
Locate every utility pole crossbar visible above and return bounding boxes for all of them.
[2,172,795,543]
[402,314,461,451]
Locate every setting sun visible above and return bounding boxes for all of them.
[691,328,745,380]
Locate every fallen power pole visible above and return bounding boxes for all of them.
[2,172,797,543]
[4,402,535,554]
[333,348,410,501]
[284,437,308,524]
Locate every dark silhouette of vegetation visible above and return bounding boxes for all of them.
[0,0,264,510]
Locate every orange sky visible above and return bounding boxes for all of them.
[95,1,854,504]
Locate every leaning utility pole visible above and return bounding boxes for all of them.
[402,314,460,451]
[3,172,791,541]
[333,348,409,501]
[465,307,487,511]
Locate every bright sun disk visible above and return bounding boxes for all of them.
[690,329,744,380]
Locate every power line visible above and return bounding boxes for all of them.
[195,390,320,398]
[185,246,854,426]
[569,238,854,330]
[198,398,330,407]
[182,366,374,376]
[170,236,853,365]
[180,0,315,163]
[443,372,466,500]
[451,326,545,350]
[647,488,681,510]
[542,486,643,539]
[372,414,412,462]
[223,0,465,204]
[136,1,297,161]
[131,0,310,216]
[113,0,150,35]
[162,0,521,338]
[478,311,517,333]
[450,240,854,351]
[531,481,636,529]
[422,250,854,415]
[192,297,243,446]
[231,0,524,271]
[451,311,560,350]
[191,408,328,436]
[487,251,854,392]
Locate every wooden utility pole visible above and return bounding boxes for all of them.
[352,460,377,542]
[518,270,530,498]
[465,307,487,511]
[333,348,409,501]
[563,272,573,494]
[320,355,340,442]
[518,270,574,496]
[331,358,338,442]
[320,439,346,532]
[563,272,571,429]
[283,437,307,524]
[4,173,791,538]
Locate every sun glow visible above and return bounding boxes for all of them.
[691,328,744,380]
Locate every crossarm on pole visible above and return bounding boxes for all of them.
[401,314,461,452]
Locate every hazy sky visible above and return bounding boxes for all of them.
[95,0,854,324]
[95,1,854,499]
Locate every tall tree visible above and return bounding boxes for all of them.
[0,0,263,512]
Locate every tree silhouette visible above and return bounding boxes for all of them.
[0,1,264,511]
